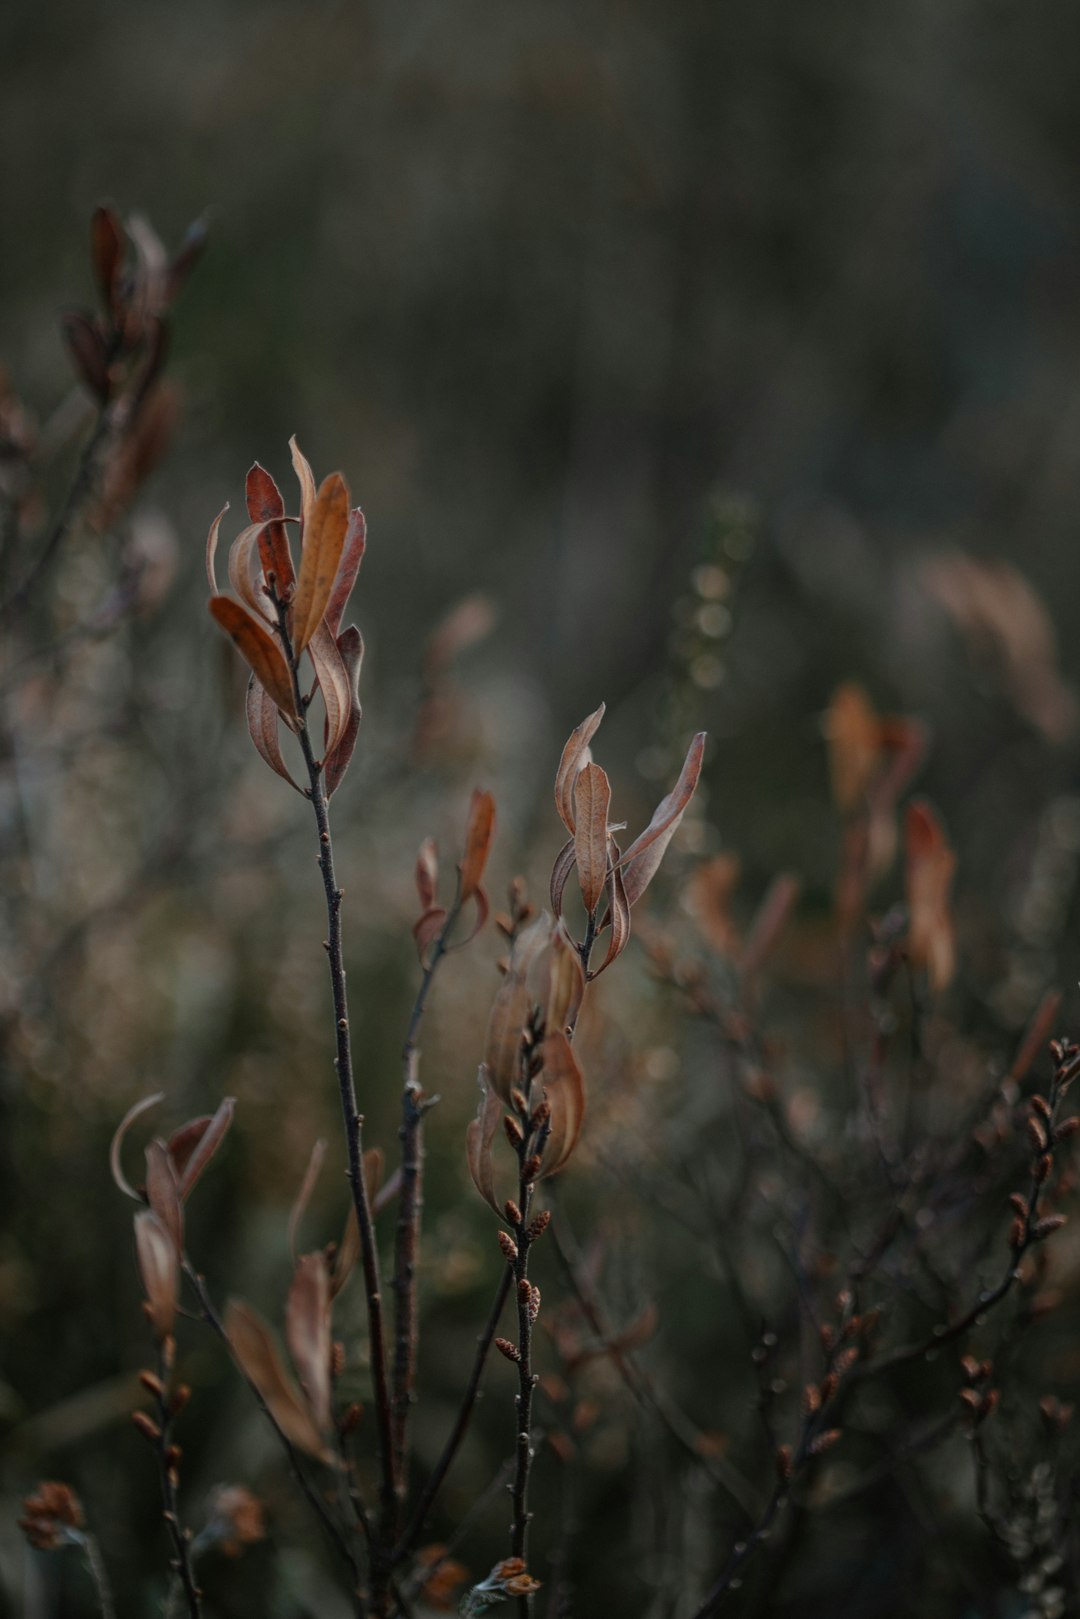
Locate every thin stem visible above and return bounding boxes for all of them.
[77,1531,117,1619]
[151,1342,201,1619]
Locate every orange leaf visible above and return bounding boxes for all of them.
[323,626,364,798]
[208,596,299,725]
[460,788,496,903]
[325,507,366,637]
[904,800,956,992]
[291,472,350,653]
[573,763,611,915]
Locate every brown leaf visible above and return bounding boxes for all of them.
[177,1096,234,1200]
[460,788,496,903]
[554,704,605,834]
[225,1300,330,1461]
[167,1116,212,1182]
[245,463,295,595]
[288,1140,327,1265]
[824,685,881,813]
[549,836,576,920]
[291,472,350,653]
[904,800,956,992]
[208,596,299,725]
[61,312,110,401]
[91,205,124,316]
[540,1032,586,1177]
[593,840,631,977]
[110,1093,164,1201]
[145,1140,183,1254]
[415,837,439,912]
[323,626,364,798]
[245,677,304,793]
[684,854,742,957]
[573,763,611,916]
[413,906,448,965]
[205,503,229,595]
[483,916,553,1100]
[227,521,274,623]
[619,733,706,907]
[134,1210,178,1342]
[466,1065,503,1214]
[286,1253,333,1435]
[308,620,352,756]
[545,922,586,1036]
[325,507,367,636]
[289,436,316,532]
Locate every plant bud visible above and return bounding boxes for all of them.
[504,1116,524,1148]
[775,1443,794,1482]
[139,1370,165,1399]
[340,1403,364,1436]
[495,1337,521,1364]
[809,1428,842,1457]
[498,1232,519,1263]
[1008,1193,1029,1217]
[1028,1116,1049,1153]
[331,1342,346,1379]
[170,1385,191,1417]
[523,1154,542,1182]
[505,1200,522,1226]
[1033,1214,1067,1241]
[527,1210,552,1242]
[132,1411,162,1443]
[1031,1094,1052,1120]
[1053,1117,1080,1143]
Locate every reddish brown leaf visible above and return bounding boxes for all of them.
[325,507,367,636]
[286,1253,333,1435]
[245,462,295,594]
[134,1210,178,1342]
[415,838,439,912]
[413,906,448,965]
[62,312,110,401]
[323,626,364,798]
[466,1066,503,1214]
[288,1140,327,1265]
[593,840,631,978]
[573,763,611,916]
[549,836,576,920]
[208,596,299,725]
[545,922,586,1036]
[540,1033,586,1177]
[167,1117,212,1183]
[225,1300,330,1462]
[145,1140,183,1254]
[555,704,605,834]
[619,733,706,907]
[291,472,349,652]
[904,799,956,992]
[177,1096,234,1200]
[245,677,304,793]
[205,503,229,596]
[684,854,742,957]
[824,685,881,813]
[460,789,496,903]
[110,1093,164,1201]
[308,620,351,756]
[91,205,124,316]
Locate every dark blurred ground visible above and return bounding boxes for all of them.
[6,2,1080,1615]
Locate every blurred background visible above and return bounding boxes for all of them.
[6,0,1080,1613]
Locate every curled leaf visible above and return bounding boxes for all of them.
[289,436,316,533]
[325,508,367,637]
[416,838,439,912]
[246,463,295,595]
[545,922,586,1035]
[540,1033,586,1177]
[226,1300,331,1462]
[110,1093,165,1201]
[134,1210,178,1342]
[177,1096,234,1200]
[483,915,553,1100]
[323,627,364,798]
[549,837,576,921]
[245,676,304,793]
[460,788,496,904]
[291,472,350,653]
[308,620,352,756]
[288,1140,327,1265]
[145,1140,183,1253]
[208,596,299,725]
[555,704,605,834]
[573,763,611,916]
[466,1065,503,1214]
[286,1253,333,1435]
[205,504,229,595]
[413,906,448,965]
[167,1116,213,1182]
[619,733,706,907]
[593,840,631,978]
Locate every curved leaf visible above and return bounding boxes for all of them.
[205,504,229,595]
[177,1096,234,1199]
[325,507,367,636]
[619,733,706,907]
[246,462,295,594]
[573,763,611,916]
[466,1066,503,1215]
[540,1032,586,1177]
[286,1253,333,1435]
[308,620,351,756]
[225,1299,330,1462]
[291,472,350,652]
[460,788,496,903]
[323,627,364,798]
[208,596,299,725]
[554,704,605,834]
[110,1093,164,1201]
[134,1210,178,1342]
[245,677,304,793]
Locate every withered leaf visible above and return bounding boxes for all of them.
[205,503,229,595]
[288,1139,327,1265]
[225,1300,330,1462]
[540,1032,586,1177]
[246,462,295,594]
[91,205,125,316]
[291,472,349,653]
[741,874,800,992]
[325,508,367,637]
[227,521,275,623]
[308,620,352,756]
[208,596,299,725]
[549,836,576,921]
[460,788,496,904]
[545,922,585,1035]
[555,704,605,834]
[167,1116,212,1182]
[466,1065,503,1215]
[619,733,706,907]
[110,1093,164,1201]
[413,906,448,965]
[415,837,439,912]
[246,677,304,794]
[1010,989,1063,1085]
[145,1140,183,1254]
[593,840,631,978]
[286,1253,333,1435]
[904,800,956,992]
[62,312,110,401]
[573,763,611,916]
[323,627,364,798]
[483,915,553,1100]
[177,1096,234,1200]
[289,436,316,533]
[134,1210,178,1342]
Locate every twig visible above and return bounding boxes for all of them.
[149,1342,201,1618]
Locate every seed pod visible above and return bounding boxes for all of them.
[505,1200,522,1226]
[1009,1193,1029,1217]
[498,1232,519,1263]
[495,1337,521,1364]
[1028,1116,1049,1153]
[1009,1216,1026,1249]
[522,1154,542,1182]
[527,1210,552,1242]
[529,1285,541,1323]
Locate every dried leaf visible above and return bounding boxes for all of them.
[540,1033,586,1177]
[466,1066,503,1214]
[110,1093,164,1201]
[91,205,124,315]
[288,1141,327,1265]
[460,789,496,903]
[619,733,706,907]
[545,922,586,1036]
[134,1210,178,1342]
[145,1140,183,1254]
[208,596,299,725]
[245,677,304,793]
[308,620,352,756]
[227,521,274,623]
[824,685,881,813]
[61,312,110,401]
[413,906,448,965]
[483,916,553,1100]
[291,472,349,652]
[225,1300,330,1461]
[325,507,367,637]
[549,836,577,920]
[684,854,742,957]
[416,838,439,912]
[205,503,229,595]
[323,626,364,798]
[573,764,611,916]
[167,1116,212,1182]
[289,436,316,533]
[245,463,295,594]
[593,840,631,977]
[286,1254,333,1435]
[1010,990,1063,1084]
[554,704,606,834]
[177,1096,235,1200]
[905,800,956,992]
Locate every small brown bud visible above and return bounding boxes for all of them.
[337,1018,348,1031]
[166,1444,182,1469]
[340,1403,364,1436]
[809,1428,842,1457]
[331,1341,346,1379]
[834,1346,859,1377]
[1032,1214,1067,1241]
[529,1284,541,1323]
[504,1116,524,1148]
[1035,1153,1053,1184]
[170,1385,191,1417]
[511,1087,529,1113]
[139,1370,166,1399]
[776,1444,794,1482]
[518,1278,532,1304]
[523,1154,542,1181]
[981,1389,1000,1422]
[1053,1116,1080,1143]
[505,1200,522,1226]
[803,1384,821,1416]
[495,1337,521,1364]
[820,1373,838,1404]
[1009,1193,1029,1217]
[527,1209,552,1242]
[498,1232,519,1263]
[959,1388,981,1415]
[819,1324,835,1353]
[1009,1216,1026,1249]
[1031,1094,1052,1120]
[960,1355,981,1384]
[131,1411,162,1443]
[530,1100,551,1132]
[1028,1116,1049,1153]
[835,1289,853,1316]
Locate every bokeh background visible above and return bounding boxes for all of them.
[6,1,1080,1614]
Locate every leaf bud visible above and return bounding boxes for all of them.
[132,1411,162,1443]
[498,1232,519,1263]
[527,1209,552,1242]
[495,1337,521,1364]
